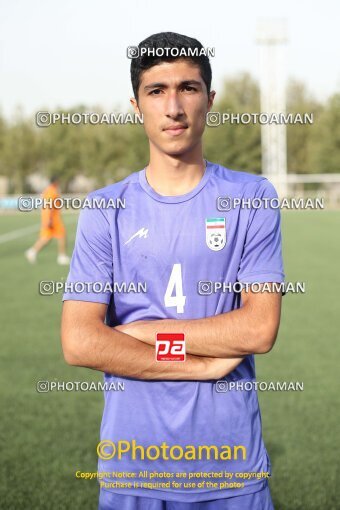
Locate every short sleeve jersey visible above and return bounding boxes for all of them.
[63,160,284,503]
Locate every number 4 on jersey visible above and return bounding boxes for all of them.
[164,263,186,313]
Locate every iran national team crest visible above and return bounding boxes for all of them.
[206,218,226,251]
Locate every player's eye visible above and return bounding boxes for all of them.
[149,89,163,95]
[182,85,196,92]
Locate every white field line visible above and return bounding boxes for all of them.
[0,214,77,244]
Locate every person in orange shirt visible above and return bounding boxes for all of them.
[25,176,70,265]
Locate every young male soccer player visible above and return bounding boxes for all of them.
[62,32,284,510]
[25,175,70,265]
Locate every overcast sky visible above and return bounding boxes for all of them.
[0,0,339,120]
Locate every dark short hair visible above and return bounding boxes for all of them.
[130,32,212,102]
[50,175,59,184]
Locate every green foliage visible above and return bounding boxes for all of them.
[1,114,39,193]
[286,79,323,174]
[308,93,340,173]
[0,73,339,192]
[204,73,261,173]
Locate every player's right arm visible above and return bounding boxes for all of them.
[61,300,244,381]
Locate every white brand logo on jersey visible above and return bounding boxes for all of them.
[125,227,149,245]
[206,218,226,251]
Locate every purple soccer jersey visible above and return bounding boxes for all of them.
[63,160,284,503]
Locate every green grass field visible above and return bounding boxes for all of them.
[0,210,339,510]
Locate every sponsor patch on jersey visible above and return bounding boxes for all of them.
[205,217,226,251]
[156,333,186,361]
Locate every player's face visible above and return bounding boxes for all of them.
[131,60,215,157]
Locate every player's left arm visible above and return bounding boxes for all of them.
[115,287,281,357]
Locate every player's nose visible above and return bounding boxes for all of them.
[164,91,185,118]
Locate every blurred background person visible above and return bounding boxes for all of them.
[25,175,70,265]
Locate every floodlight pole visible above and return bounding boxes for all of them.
[256,20,288,197]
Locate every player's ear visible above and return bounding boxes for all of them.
[130,97,141,115]
[207,90,216,111]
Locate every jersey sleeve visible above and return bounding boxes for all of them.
[62,198,113,304]
[237,179,285,284]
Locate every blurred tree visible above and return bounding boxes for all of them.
[0,114,7,175]
[204,72,261,173]
[2,111,38,193]
[286,79,322,173]
[0,74,338,192]
[37,107,87,190]
[308,92,340,173]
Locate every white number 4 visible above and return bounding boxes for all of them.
[164,263,186,313]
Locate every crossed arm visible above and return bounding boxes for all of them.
[61,287,281,381]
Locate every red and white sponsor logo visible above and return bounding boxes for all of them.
[156,333,186,361]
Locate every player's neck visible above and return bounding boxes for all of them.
[145,147,206,197]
